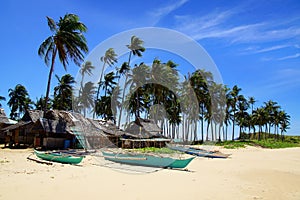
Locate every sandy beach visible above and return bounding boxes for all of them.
[1,146,300,200]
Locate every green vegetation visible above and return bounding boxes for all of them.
[215,135,300,149]
[129,147,182,154]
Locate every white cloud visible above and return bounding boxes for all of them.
[173,8,300,44]
[149,0,189,26]
[278,53,300,60]
[253,45,289,53]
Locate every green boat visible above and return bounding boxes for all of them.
[102,151,194,169]
[34,149,84,164]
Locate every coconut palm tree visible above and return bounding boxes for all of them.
[95,48,118,111]
[38,14,88,113]
[77,81,96,117]
[52,74,75,110]
[7,84,33,120]
[34,96,52,110]
[252,107,267,140]
[263,100,280,135]
[0,96,5,107]
[118,36,145,127]
[80,61,95,92]
[229,85,242,141]
[278,110,290,141]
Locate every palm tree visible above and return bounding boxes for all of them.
[95,48,118,117]
[0,96,5,107]
[252,107,267,140]
[77,81,96,117]
[118,36,145,127]
[7,84,33,120]
[80,61,95,92]
[52,74,75,110]
[263,100,280,135]
[35,96,52,110]
[38,14,88,113]
[229,85,242,141]
[278,110,290,141]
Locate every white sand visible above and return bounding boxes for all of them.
[1,146,300,200]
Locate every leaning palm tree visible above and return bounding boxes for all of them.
[118,36,145,127]
[38,13,88,113]
[93,48,118,118]
[80,61,95,92]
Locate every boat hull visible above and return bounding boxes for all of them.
[34,150,84,164]
[102,151,194,169]
[167,144,230,159]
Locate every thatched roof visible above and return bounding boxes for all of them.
[21,110,43,122]
[0,108,17,125]
[92,119,136,137]
[125,118,164,139]
[31,118,70,134]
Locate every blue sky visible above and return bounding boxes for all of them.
[0,0,299,135]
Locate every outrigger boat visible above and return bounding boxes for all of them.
[102,151,195,169]
[166,143,230,159]
[34,149,84,164]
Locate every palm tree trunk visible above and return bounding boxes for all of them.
[94,62,106,119]
[44,48,57,114]
[118,52,132,128]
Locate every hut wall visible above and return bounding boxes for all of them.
[43,137,65,149]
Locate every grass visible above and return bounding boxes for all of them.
[215,135,300,149]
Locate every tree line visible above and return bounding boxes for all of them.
[0,13,290,142]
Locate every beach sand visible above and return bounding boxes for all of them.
[1,146,300,200]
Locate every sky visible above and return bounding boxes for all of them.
[0,0,299,135]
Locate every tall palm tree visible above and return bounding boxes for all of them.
[118,36,145,127]
[0,96,5,107]
[7,84,33,120]
[229,85,242,141]
[278,110,290,141]
[38,14,88,113]
[77,81,96,117]
[95,48,118,112]
[252,107,267,140]
[80,61,95,92]
[263,100,280,135]
[52,74,75,110]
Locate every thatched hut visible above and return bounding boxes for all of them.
[0,109,17,143]
[1,110,43,147]
[122,118,171,148]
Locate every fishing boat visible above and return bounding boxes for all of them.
[34,149,84,164]
[166,144,230,159]
[102,151,194,169]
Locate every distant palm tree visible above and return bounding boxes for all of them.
[38,14,88,113]
[80,61,95,92]
[53,74,75,110]
[229,85,242,141]
[0,96,5,107]
[7,84,33,120]
[78,82,96,117]
[118,36,145,127]
[34,96,52,110]
[263,100,280,134]
[278,110,290,141]
[252,107,267,140]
